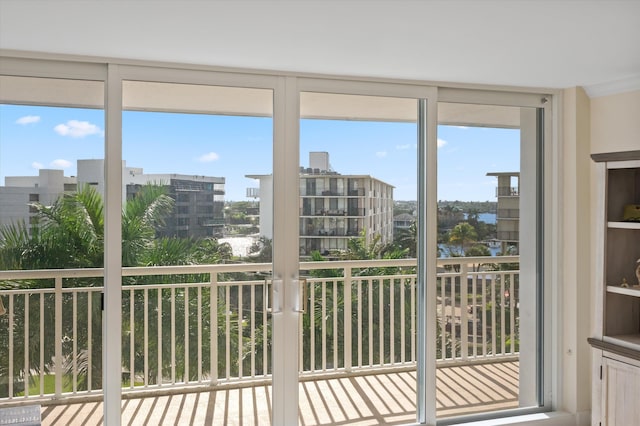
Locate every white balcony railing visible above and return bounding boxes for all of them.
[0,256,519,403]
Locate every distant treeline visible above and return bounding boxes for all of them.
[437,200,497,213]
[394,200,497,215]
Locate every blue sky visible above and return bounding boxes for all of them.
[0,104,520,201]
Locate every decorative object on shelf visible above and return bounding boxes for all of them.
[622,204,640,222]
[635,258,640,288]
[620,278,629,288]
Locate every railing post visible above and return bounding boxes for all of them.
[55,276,63,398]
[344,267,352,372]
[8,295,14,398]
[210,273,218,385]
[460,263,468,361]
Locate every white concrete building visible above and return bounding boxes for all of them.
[1,159,225,239]
[487,172,520,253]
[0,169,77,230]
[248,152,394,256]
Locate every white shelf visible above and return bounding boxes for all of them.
[607,285,640,297]
[608,221,640,230]
[604,334,640,351]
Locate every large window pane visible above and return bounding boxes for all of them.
[436,101,541,419]
[120,80,274,423]
[0,76,105,417]
[298,92,419,425]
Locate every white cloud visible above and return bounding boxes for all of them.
[197,152,220,162]
[437,138,448,148]
[455,126,469,130]
[54,120,101,138]
[396,144,411,150]
[50,159,72,168]
[16,115,41,125]
[32,162,44,170]
[375,151,388,158]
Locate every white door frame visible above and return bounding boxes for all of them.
[288,77,438,425]
[106,65,282,425]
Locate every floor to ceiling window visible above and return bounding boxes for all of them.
[0,56,552,426]
[297,91,420,425]
[0,70,106,422]
[118,76,276,424]
[435,96,548,422]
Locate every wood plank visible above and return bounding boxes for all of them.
[39,361,519,425]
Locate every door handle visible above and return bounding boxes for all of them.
[264,278,283,313]
[293,279,308,313]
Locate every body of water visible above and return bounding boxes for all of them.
[463,212,496,224]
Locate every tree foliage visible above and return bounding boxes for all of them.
[448,222,478,255]
[0,184,238,395]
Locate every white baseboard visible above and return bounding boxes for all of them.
[452,411,581,426]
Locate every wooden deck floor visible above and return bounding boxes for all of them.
[39,361,518,425]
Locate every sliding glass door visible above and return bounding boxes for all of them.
[0,69,107,424]
[1,55,552,426]
[292,82,437,425]
[435,94,549,421]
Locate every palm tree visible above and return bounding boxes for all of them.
[466,208,480,227]
[448,222,478,255]
[396,221,417,258]
[122,184,174,267]
[0,184,244,393]
[0,185,107,394]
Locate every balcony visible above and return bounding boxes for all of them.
[495,186,519,197]
[496,208,520,219]
[0,257,520,424]
[496,231,520,241]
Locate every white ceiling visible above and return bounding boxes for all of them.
[1,0,639,95]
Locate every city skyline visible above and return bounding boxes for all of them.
[0,104,520,201]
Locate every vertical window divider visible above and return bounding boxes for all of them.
[104,63,123,426]
[417,93,438,426]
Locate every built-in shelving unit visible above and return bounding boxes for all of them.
[589,150,640,425]
[608,221,640,230]
[607,285,640,297]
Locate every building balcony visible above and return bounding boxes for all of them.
[300,209,351,217]
[495,186,519,197]
[496,208,520,219]
[320,190,343,196]
[198,217,225,227]
[0,256,521,423]
[497,230,520,241]
[302,228,347,237]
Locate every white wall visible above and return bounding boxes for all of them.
[560,87,592,424]
[591,90,640,154]
[560,88,640,424]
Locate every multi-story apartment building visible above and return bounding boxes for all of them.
[0,169,78,231]
[486,172,519,252]
[247,152,394,257]
[0,159,225,239]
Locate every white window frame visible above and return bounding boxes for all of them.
[0,52,560,426]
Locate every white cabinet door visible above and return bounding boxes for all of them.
[603,357,640,425]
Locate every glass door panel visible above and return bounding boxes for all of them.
[0,75,105,422]
[297,91,419,425]
[436,101,541,419]
[121,80,274,424]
